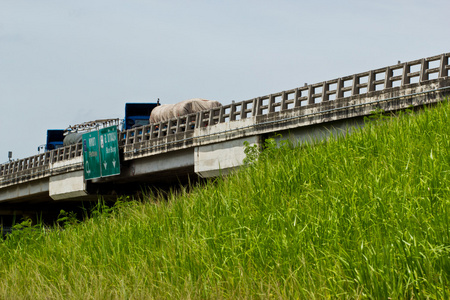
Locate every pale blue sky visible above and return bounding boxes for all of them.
[1,0,449,160]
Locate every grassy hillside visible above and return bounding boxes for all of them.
[1,101,449,299]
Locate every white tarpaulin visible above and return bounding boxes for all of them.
[149,98,221,123]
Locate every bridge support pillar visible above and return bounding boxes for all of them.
[194,135,260,178]
[49,170,87,200]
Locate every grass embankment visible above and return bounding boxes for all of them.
[1,102,449,299]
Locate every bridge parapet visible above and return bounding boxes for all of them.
[0,143,83,188]
[122,53,450,158]
[1,52,449,187]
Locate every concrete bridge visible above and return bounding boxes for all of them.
[1,52,449,214]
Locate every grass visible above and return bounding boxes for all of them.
[0,101,449,299]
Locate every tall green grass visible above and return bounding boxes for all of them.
[0,101,449,299]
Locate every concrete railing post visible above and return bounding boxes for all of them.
[157,122,163,138]
[439,54,447,78]
[367,71,375,92]
[195,112,201,128]
[149,124,155,137]
[230,103,237,121]
[175,117,181,134]
[294,88,301,108]
[77,143,81,157]
[322,82,328,101]
[307,85,313,105]
[336,78,343,99]
[384,67,392,89]
[251,98,258,116]
[256,97,262,116]
[208,109,215,125]
[219,106,225,122]
[352,75,358,96]
[280,91,287,110]
[402,63,410,86]
[240,103,247,119]
[268,94,274,113]
[419,59,427,82]
[199,112,206,128]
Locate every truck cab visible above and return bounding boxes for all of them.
[123,102,160,131]
[45,129,65,151]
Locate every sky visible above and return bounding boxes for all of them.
[1,0,450,162]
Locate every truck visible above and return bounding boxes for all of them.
[43,129,65,151]
[41,102,160,151]
[123,102,159,131]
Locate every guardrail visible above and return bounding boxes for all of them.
[1,52,449,185]
[0,144,83,186]
[120,53,450,146]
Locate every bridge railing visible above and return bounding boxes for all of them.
[0,144,83,186]
[121,52,450,146]
[1,52,449,183]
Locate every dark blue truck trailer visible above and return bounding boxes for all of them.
[123,102,159,131]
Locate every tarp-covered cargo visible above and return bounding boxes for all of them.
[63,132,83,146]
[149,98,221,123]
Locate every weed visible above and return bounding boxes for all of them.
[0,101,449,298]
